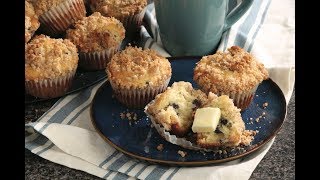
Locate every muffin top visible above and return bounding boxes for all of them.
[90,0,147,18]
[66,12,125,53]
[194,46,269,93]
[107,46,172,88]
[25,35,78,81]
[32,0,66,16]
[25,1,40,43]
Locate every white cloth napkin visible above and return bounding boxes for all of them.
[25,0,295,179]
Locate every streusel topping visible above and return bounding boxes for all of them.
[106,46,171,88]
[25,35,78,81]
[66,12,125,53]
[90,0,147,18]
[32,0,66,16]
[194,46,269,93]
[25,1,40,42]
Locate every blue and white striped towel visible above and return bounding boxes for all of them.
[25,0,295,179]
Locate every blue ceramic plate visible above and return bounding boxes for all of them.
[90,57,287,166]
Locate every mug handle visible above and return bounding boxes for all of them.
[223,0,254,31]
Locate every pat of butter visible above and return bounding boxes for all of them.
[192,107,221,133]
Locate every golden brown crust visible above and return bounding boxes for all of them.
[66,12,125,53]
[196,92,252,148]
[90,0,147,18]
[146,81,207,137]
[193,46,269,94]
[25,35,79,81]
[32,0,66,16]
[25,1,40,43]
[106,46,172,89]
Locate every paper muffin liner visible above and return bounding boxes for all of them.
[144,104,213,152]
[39,0,86,36]
[217,85,258,111]
[79,46,120,71]
[109,77,170,109]
[25,70,76,99]
[117,8,146,35]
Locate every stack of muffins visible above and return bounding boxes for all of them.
[25,0,148,99]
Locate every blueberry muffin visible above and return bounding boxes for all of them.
[66,12,125,70]
[106,46,171,108]
[145,81,207,137]
[32,0,86,36]
[25,35,78,98]
[25,1,40,43]
[194,46,269,110]
[196,92,256,148]
[90,0,147,33]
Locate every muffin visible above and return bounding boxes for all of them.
[145,81,207,137]
[25,1,40,43]
[90,0,147,34]
[194,46,269,110]
[196,92,255,148]
[66,12,125,70]
[145,82,256,149]
[25,35,79,98]
[106,46,171,108]
[32,0,86,36]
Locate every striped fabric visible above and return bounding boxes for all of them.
[25,0,295,179]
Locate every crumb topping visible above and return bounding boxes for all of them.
[25,35,78,81]
[194,46,269,93]
[106,46,171,88]
[25,1,40,42]
[66,12,125,53]
[90,0,147,18]
[32,0,66,16]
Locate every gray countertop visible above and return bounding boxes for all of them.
[25,90,295,179]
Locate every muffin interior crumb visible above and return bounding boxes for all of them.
[146,81,207,137]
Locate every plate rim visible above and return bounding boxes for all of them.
[90,57,287,166]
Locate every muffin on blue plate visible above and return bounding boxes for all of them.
[106,46,171,108]
[194,46,269,110]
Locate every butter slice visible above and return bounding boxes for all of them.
[192,107,221,133]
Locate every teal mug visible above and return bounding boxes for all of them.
[154,0,253,56]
